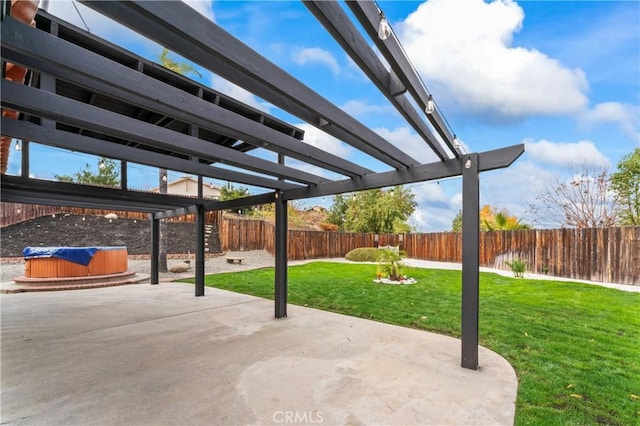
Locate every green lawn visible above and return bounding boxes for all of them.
[187,262,640,425]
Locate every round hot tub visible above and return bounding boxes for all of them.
[23,246,128,278]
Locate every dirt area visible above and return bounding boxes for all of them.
[0,214,217,258]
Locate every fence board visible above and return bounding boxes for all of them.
[3,202,638,284]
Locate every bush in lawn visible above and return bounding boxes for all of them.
[345,247,379,262]
[506,258,526,278]
[376,248,406,281]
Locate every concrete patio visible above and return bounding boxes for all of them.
[1,283,517,425]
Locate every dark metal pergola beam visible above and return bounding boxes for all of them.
[39,10,304,142]
[0,17,372,178]
[283,144,524,200]
[153,192,277,220]
[1,175,200,212]
[346,1,461,157]
[304,0,450,161]
[78,0,420,170]
[1,81,329,186]
[1,119,302,191]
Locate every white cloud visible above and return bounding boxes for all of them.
[525,139,611,168]
[47,1,161,53]
[410,181,452,208]
[341,100,394,118]
[374,127,440,164]
[408,182,462,232]
[210,76,272,113]
[292,47,340,76]
[579,102,640,143]
[284,159,338,181]
[398,0,588,118]
[295,123,353,159]
[480,160,554,211]
[182,0,215,22]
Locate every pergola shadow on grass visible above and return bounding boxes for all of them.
[188,262,640,425]
[1,0,524,369]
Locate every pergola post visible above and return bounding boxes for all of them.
[120,160,127,190]
[150,215,159,285]
[195,204,205,297]
[20,139,28,178]
[274,190,287,318]
[461,153,480,370]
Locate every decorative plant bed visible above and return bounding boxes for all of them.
[373,277,417,285]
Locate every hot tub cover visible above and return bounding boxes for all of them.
[22,246,126,266]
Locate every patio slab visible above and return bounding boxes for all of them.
[1,284,517,425]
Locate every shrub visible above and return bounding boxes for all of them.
[506,258,526,278]
[376,249,406,281]
[345,247,379,262]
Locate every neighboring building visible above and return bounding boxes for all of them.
[150,176,220,199]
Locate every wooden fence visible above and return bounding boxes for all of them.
[3,203,638,284]
[222,218,639,285]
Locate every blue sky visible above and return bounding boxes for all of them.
[7,0,639,231]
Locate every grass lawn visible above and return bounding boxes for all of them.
[186,262,640,425]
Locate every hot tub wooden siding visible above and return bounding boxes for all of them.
[25,248,128,278]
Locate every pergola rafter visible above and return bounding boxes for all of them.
[77,0,421,170]
[0,17,372,178]
[0,0,525,370]
[303,0,451,162]
[346,0,461,155]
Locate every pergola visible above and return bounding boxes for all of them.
[1,0,524,370]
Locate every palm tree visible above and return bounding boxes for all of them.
[483,211,531,231]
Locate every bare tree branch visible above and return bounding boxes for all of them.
[528,165,619,228]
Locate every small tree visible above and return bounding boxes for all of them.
[451,210,463,232]
[529,166,619,228]
[55,157,120,187]
[159,48,201,78]
[451,205,530,232]
[482,208,531,231]
[376,249,406,281]
[610,148,639,225]
[220,182,252,214]
[327,186,416,233]
[327,193,349,229]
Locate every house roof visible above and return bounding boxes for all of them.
[148,176,221,194]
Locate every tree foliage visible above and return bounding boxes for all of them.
[480,205,531,231]
[54,157,120,187]
[529,166,619,228]
[327,186,416,234]
[219,182,252,215]
[610,148,639,225]
[159,48,201,78]
[450,205,530,232]
[451,210,463,232]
